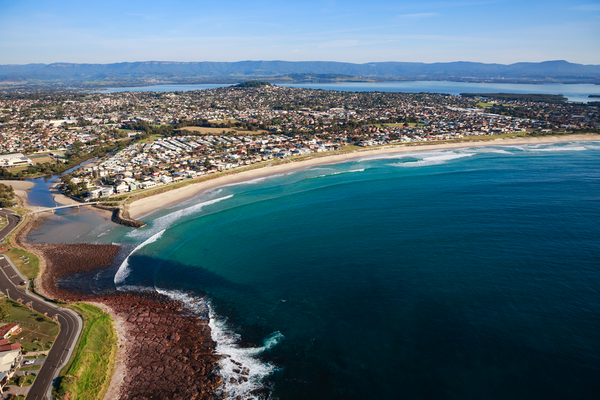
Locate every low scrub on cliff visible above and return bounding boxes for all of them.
[55,303,117,400]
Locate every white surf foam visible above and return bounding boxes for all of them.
[534,145,587,152]
[219,174,285,188]
[114,229,165,285]
[390,152,474,167]
[156,289,281,400]
[464,147,512,155]
[209,304,282,400]
[313,168,365,178]
[126,194,233,240]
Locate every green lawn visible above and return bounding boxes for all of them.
[1,248,39,279]
[25,354,46,359]
[20,365,41,371]
[54,303,117,400]
[476,102,494,107]
[137,133,164,144]
[5,299,59,352]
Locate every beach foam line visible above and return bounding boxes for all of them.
[127,194,233,240]
[390,151,474,167]
[156,289,281,400]
[114,229,165,285]
[312,168,366,178]
[218,173,286,188]
[533,145,588,152]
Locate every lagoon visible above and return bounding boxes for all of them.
[94,81,599,103]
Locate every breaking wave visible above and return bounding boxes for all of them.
[114,229,165,285]
[312,168,366,178]
[390,151,474,167]
[533,145,588,152]
[220,173,286,188]
[157,289,281,399]
[126,194,233,240]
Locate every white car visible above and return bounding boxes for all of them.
[22,360,34,365]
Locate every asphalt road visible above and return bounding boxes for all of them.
[0,209,20,241]
[0,211,81,400]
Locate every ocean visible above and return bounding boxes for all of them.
[35,142,600,399]
[93,81,600,103]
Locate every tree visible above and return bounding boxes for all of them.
[0,299,9,320]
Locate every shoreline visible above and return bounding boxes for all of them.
[129,134,600,219]
[11,218,222,399]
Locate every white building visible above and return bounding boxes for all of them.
[0,153,33,168]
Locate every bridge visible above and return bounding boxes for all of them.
[29,202,112,214]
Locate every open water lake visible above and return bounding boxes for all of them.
[94,81,599,103]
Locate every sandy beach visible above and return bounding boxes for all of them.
[0,180,35,208]
[129,134,600,219]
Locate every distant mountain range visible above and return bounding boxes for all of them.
[1,60,599,88]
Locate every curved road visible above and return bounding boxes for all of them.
[0,210,82,400]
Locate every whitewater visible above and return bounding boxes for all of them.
[107,141,600,400]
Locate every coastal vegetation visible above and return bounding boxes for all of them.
[54,303,117,400]
[234,80,272,88]
[0,183,15,207]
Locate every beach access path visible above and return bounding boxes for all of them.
[0,213,82,400]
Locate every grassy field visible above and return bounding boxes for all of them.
[5,299,59,352]
[476,102,494,107]
[180,126,268,135]
[54,303,117,400]
[137,133,164,144]
[1,248,39,279]
[29,154,55,164]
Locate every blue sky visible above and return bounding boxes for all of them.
[1,0,599,65]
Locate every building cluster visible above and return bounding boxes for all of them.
[0,86,598,195]
[0,322,23,392]
[73,133,343,200]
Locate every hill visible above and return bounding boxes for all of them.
[1,60,599,88]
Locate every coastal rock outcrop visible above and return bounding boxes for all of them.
[94,204,146,228]
[14,217,222,400]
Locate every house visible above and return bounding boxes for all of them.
[100,187,114,197]
[140,180,157,189]
[115,183,129,194]
[0,338,22,388]
[0,324,21,340]
[85,189,103,199]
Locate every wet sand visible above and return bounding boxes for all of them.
[129,134,600,219]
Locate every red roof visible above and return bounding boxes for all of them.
[0,343,20,352]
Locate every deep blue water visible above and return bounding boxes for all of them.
[93,81,598,103]
[103,142,600,399]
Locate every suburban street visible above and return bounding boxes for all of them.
[0,211,81,400]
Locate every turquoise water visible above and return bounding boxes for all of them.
[93,81,599,103]
[108,142,600,399]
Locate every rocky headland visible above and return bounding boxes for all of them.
[14,214,222,400]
